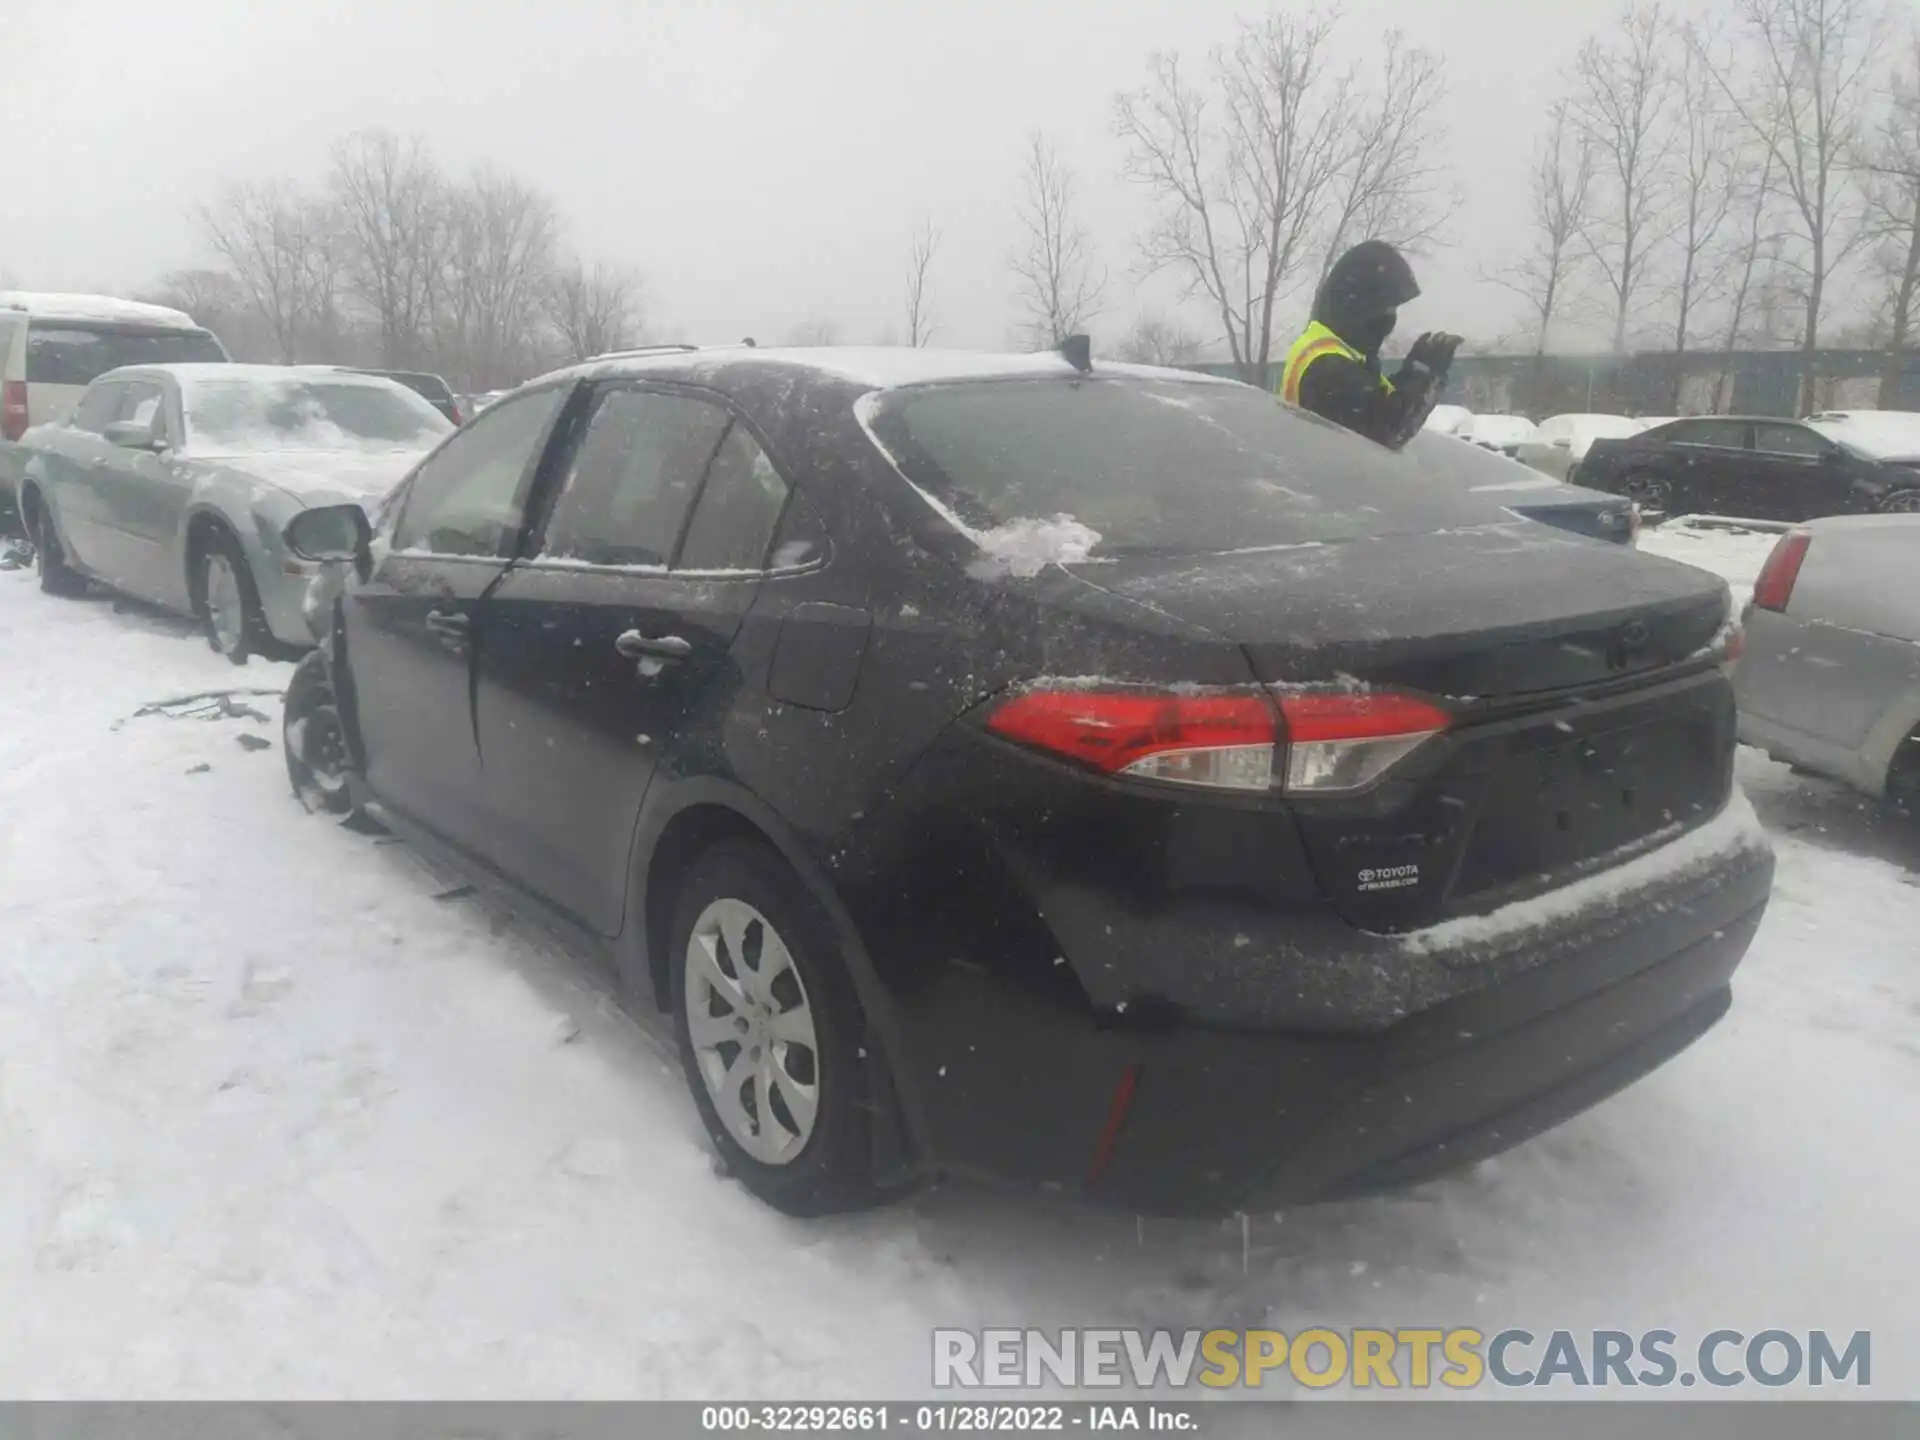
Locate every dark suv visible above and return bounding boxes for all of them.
[279,348,1773,1217]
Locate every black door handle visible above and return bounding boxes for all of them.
[615,629,691,660]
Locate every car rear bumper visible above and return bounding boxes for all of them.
[896,796,1773,1216]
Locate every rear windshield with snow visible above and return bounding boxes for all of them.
[184,378,452,452]
[866,378,1507,554]
[26,325,226,385]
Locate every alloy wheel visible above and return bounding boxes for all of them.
[683,897,821,1165]
[203,552,246,655]
[1878,489,1920,514]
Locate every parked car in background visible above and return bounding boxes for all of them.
[1,292,229,531]
[15,364,451,662]
[1516,413,1649,483]
[1734,515,1920,812]
[326,366,463,425]
[1463,413,1538,457]
[1423,403,1474,437]
[277,344,1767,1218]
[1406,430,1639,544]
[1574,415,1920,521]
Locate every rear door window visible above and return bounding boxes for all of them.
[535,387,730,567]
[675,422,791,571]
[1753,422,1827,457]
[25,325,225,385]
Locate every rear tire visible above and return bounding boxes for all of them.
[28,493,86,598]
[669,839,880,1216]
[195,529,272,666]
[1877,489,1920,515]
[1886,728,1920,821]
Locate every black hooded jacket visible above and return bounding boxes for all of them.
[1293,240,1438,448]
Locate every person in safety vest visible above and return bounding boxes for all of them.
[1278,239,1463,450]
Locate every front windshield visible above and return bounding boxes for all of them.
[866,377,1508,555]
[184,377,452,452]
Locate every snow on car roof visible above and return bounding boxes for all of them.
[561,345,1245,391]
[128,363,416,389]
[1808,410,1920,460]
[0,291,201,330]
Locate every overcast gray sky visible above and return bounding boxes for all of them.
[5,0,1645,353]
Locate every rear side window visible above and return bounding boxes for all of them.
[676,422,790,571]
[25,325,225,385]
[1754,423,1827,457]
[866,377,1490,554]
[537,387,730,567]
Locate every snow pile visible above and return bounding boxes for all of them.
[1424,404,1474,436]
[1636,518,1780,608]
[1465,414,1538,449]
[966,516,1103,579]
[0,291,200,329]
[1400,790,1770,957]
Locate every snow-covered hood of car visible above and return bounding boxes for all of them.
[191,447,426,505]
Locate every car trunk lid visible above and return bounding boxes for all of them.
[1060,524,1736,932]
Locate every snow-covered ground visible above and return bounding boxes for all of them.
[1,533,1916,1399]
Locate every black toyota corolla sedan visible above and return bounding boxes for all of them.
[279,345,1774,1217]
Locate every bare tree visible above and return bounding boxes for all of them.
[437,168,559,387]
[1315,33,1458,281]
[904,219,940,347]
[543,259,644,361]
[143,268,272,361]
[785,317,843,346]
[196,181,340,361]
[1113,5,1452,385]
[1485,102,1597,354]
[327,129,446,369]
[1009,132,1105,346]
[1855,36,1920,406]
[1113,312,1206,366]
[1696,0,1882,413]
[1571,3,1678,354]
[1667,36,1743,374]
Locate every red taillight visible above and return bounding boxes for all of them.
[1276,691,1452,793]
[1752,531,1811,612]
[984,686,1451,794]
[985,689,1278,790]
[2,380,27,442]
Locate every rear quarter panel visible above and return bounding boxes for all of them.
[1736,517,1920,786]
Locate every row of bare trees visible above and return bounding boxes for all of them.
[1492,0,1919,410]
[154,129,643,390]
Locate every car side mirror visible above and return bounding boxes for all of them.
[285,503,373,565]
[1821,448,1845,466]
[104,420,162,451]
[1551,436,1572,448]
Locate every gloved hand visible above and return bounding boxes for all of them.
[1404,332,1464,376]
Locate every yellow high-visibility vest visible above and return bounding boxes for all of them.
[1277,320,1394,406]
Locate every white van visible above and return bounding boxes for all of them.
[1,293,229,529]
